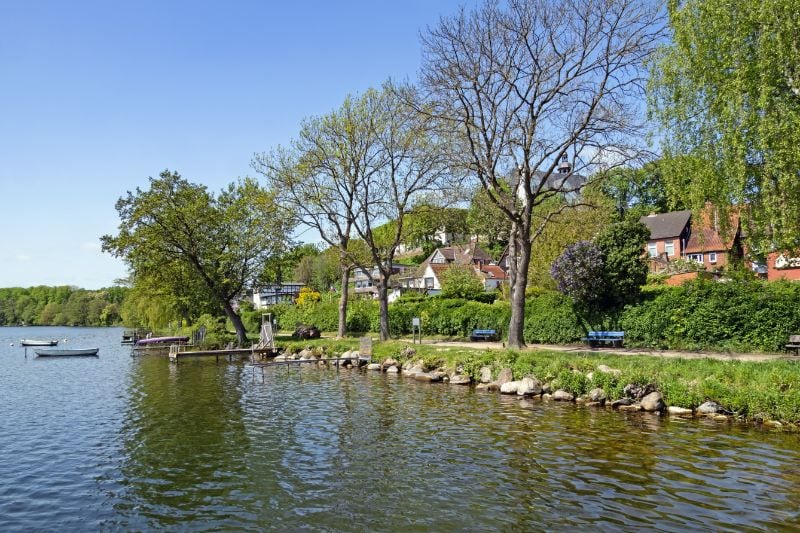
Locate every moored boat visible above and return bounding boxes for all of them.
[34,348,99,357]
[20,339,59,347]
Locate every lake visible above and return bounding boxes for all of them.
[1,326,799,530]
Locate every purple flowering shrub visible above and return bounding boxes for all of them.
[550,240,606,307]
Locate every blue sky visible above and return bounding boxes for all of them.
[0,0,466,289]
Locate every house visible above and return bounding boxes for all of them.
[351,264,412,297]
[398,241,507,294]
[767,251,800,281]
[639,205,743,277]
[251,282,305,308]
[639,210,692,272]
[512,156,586,203]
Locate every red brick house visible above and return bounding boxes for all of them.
[639,206,743,275]
[639,210,692,272]
[767,252,800,281]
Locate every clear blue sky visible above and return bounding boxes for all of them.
[0,0,466,289]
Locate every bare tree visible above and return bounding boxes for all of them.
[253,92,382,338]
[419,0,664,348]
[350,84,453,341]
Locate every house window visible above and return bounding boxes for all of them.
[665,241,674,257]
[709,252,717,264]
[424,277,434,289]
[688,253,704,264]
[647,243,658,258]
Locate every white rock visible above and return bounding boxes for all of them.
[667,406,693,416]
[500,381,520,394]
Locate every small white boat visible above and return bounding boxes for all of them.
[34,348,99,357]
[20,339,59,347]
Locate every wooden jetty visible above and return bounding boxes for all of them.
[169,344,278,362]
[168,318,278,363]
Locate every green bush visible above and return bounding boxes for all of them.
[262,279,800,353]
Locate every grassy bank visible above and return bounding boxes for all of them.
[279,337,800,425]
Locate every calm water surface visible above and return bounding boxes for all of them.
[1,326,799,531]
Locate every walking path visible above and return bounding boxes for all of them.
[399,338,794,363]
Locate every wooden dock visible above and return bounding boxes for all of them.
[168,345,278,362]
[247,355,371,380]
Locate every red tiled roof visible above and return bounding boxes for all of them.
[479,264,508,280]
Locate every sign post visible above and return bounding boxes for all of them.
[412,317,421,344]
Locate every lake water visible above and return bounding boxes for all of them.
[1,326,799,530]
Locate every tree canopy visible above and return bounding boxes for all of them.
[650,0,800,252]
[102,171,294,345]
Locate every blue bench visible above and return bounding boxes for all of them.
[582,331,624,348]
[470,329,498,342]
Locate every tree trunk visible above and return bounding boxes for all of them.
[222,301,248,347]
[377,277,390,341]
[507,224,532,350]
[337,266,350,339]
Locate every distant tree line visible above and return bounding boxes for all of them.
[0,286,128,327]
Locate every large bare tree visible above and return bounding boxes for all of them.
[419,0,664,348]
[349,84,453,341]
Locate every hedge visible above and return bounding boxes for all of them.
[256,279,800,353]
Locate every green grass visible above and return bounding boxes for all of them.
[275,336,800,425]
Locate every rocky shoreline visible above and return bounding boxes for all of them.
[273,345,792,430]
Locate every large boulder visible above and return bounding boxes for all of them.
[500,381,520,394]
[517,376,543,396]
[405,364,425,377]
[697,401,724,415]
[553,390,574,401]
[449,374,471,385]
[624,383,656,401]
[588,388,607,403]
[293,325,321,339]
[496,368,514,385]
[479,366,493,384]
[640,391,665,412]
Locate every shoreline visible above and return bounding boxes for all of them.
[275,338,800,430]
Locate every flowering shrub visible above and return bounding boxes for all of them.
[550,241,606,309]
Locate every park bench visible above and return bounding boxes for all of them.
[786,335,800,356]
[582,331,625,348]
[470,329,498,342]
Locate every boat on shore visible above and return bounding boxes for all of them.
[20,339,59,347]
[34,348,99,357]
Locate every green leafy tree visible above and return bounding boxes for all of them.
[439,264,486,300]
[595,219,650,308]
[102,171,294,345]
[600,162,679,221]
[650,0,800,251]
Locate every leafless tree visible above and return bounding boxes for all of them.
[419,0,664,348]
[349,84,454,341]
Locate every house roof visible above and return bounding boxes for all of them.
[639,210,692,240]
[479,264,508,280]
[683,208,740,253]
[426,242,493,265]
